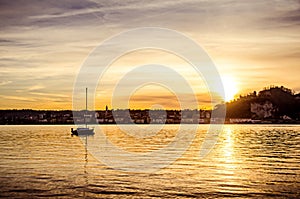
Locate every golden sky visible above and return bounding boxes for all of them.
[0,0,299,110]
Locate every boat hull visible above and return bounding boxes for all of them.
[71,128,94,136]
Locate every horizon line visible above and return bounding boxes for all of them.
[0,108,212,111]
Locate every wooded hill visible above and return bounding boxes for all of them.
[215,86,300,120]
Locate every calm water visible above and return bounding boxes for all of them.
[0,125,299,198]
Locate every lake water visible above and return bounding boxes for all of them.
[0,125,299,198]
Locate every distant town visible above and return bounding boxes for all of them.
[0,109,212,125]
[0,86,299,124]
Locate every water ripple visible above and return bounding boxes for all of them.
[0,125,299,198]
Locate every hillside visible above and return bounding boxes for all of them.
[216,86,300,120]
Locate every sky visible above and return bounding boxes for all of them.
[0,0,299,110]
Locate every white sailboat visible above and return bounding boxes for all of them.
[71,88,94,136]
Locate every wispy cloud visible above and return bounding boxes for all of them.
[0,95,37,102]
[0,80,12,86]
[27,85,45,91]
[29,92,69,98]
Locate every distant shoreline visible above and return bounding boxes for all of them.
[1,109,299,125]
[1,122,300,125]
[1,124,300,126]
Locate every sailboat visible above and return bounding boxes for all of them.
[71,88,94,136]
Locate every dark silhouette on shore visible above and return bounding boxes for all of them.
[0,86,299,125]
[215,85,300,123]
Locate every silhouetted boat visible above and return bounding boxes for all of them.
[71,127,94,136]
[71,88,94,136]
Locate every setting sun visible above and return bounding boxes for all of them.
[222,76,238,102]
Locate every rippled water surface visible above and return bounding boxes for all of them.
[0,125,299,198]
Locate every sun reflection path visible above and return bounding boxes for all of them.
[224,127,234,160]
[221,126,238,173]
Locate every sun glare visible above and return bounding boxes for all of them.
[222,76,238,102]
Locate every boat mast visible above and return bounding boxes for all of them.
[85,87,87,128]
[86,87,88,111]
